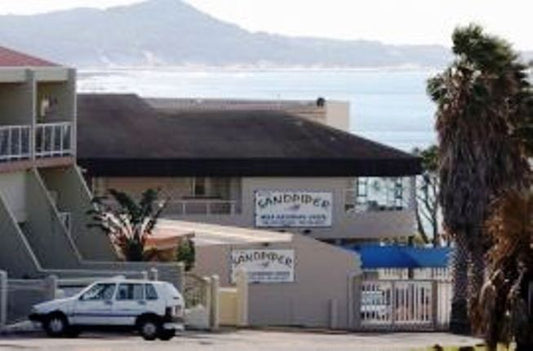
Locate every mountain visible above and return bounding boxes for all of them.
[0,0,525,68]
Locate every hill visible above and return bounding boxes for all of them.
[1,0,526,68]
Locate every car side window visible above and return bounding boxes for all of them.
[80,283,116,301]
[145,284,158,300]
[117,283,144,301]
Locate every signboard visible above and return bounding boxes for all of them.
[230,249,295,283]
[254,191,332,227]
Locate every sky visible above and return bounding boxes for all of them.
[0,0,531,50]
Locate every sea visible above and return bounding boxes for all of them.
[78,68,439,152]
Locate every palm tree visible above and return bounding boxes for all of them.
[413,145,441,247]
[427,24,531,333]
[474,189,532,351]
[88,188,167,261]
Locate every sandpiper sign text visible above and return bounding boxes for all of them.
[254,191,332,227]
[231,249,295,283]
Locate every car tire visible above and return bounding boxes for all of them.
[138,317,160,341]
[158,329,175,341]
[43,313,68,338]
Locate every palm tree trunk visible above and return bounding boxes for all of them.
[450,232,471,334]
[469,230,485,326]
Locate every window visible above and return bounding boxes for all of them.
[350,177,409,212]
[116,283,144,301]
[145,284,158,300]
[193,177,207,197]
[80,283,116,301]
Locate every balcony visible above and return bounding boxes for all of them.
[165,199,238,215]
[35,122,73,158]
[0,122,73,164]
[0,125,31,162]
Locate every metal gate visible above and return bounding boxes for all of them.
[358,279,451,331]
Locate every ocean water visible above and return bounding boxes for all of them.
[78,68,439,151]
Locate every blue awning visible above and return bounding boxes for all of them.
[347,245,451,269]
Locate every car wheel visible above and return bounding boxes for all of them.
[43,313,68,338]
[138,317,160,341]
[158,329,175,341]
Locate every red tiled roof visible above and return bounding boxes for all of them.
[0,46,58,67]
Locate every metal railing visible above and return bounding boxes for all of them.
[0,125,31,162]
[360,279,451,331]
[344,188,408,213]
[35,122,73,158]
[165,199,238,216]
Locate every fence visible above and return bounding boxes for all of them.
[359,279,451,331]
[0,125,31,162]
[165,199,237,215]
[35,122,73,158]
[378,268,451,281]
[4,275,57,325]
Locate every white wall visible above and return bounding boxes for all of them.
[0,172,27,222]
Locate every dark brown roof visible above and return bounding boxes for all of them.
[77,94,421,177]
[0,46,58,67]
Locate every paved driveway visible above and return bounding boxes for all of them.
[0,329,482,351]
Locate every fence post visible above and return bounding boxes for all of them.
[150,268,159,281]
[141,270,148,280]
[235,269,248,327]
[391,280,396,329]
[210,275,220,331]
[44,275,58,300]
[0,270,7,329]
[349,273,362,330]
[431,280,439,330]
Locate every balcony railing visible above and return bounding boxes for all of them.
[0,125,31,162]
[165,199,238,215]
[35,122,73,158]
[344,189,408,213]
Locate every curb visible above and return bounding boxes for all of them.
[0,321,42,335]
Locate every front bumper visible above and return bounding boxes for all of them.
[163,315,185,331]
[163,322,185,331]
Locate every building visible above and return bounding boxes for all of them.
[0,47,181,284]
[77,94,421,245]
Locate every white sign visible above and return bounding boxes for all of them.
[254,191,332,227]
[231,249,295,283]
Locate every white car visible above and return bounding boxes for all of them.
[29,278,185,340]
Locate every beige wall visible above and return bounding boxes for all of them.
[96,177,193,198]
[193,234,361,329]
[39,166,117,261]
[179,177,416,241]
[95,176,415,240]
[0,172,27,222]
[0,79,34,125]
[325,101,350,132]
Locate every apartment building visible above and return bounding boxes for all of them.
[77,94,421,245]
[0,47,181,283]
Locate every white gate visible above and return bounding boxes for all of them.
[359,279,451,331]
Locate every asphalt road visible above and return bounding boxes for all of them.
[0,329,482,351]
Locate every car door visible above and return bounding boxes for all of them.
[72,283,116,325]
[112,283,146,326]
